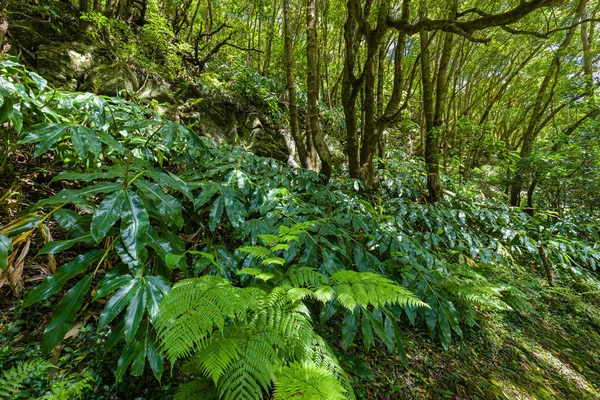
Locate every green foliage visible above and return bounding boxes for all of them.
[0,359,93,400]
[2,56,600,398]
[0,360,53,398]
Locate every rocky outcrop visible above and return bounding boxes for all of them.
[137,78,175,103]
[178,98,289,163]
[36,42,94,91]
[82,62,140,96]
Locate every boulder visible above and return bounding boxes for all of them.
[83,63,140,96]
[36,42,94,91]
[136,79,175,103]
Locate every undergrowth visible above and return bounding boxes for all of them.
[1,56,599,399]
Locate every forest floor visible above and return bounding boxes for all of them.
[1,149,600,400]
[341,263,600,400]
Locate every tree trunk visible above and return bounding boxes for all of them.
[420,28,442,203]
[307,0,332,180]
[78,0,91,37]
[283,0,309,168]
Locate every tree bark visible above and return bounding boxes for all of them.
[307,0,332,180]
[283,0,310,169]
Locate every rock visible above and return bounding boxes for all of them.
[36,42,94,91]
[83,63,140,96]
[137,79,175,103]
[178,98,289,162]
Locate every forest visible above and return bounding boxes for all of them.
[0,0,599,398]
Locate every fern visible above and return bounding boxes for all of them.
[0,360,54,397]
[273,362,347,400]
[39,372,94,400]
[173,379,219,400]
[155,276,263,363]
[158,276,357,400]
[329,270,428,310]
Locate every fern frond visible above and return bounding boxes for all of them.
[0,360,53,397]
[329,270,427,311]
[238,268,277,281]
[39,372,94,400]
[174,379,218,400]
[273,362,347,400]
[212,330,280,400]
[280,266,327,289]
[450,285,512,311]
[156,276,264,363]
[263,256,285,266]
[239,246,273,259]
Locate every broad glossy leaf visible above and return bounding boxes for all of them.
[146,332,164,380]
[91,189,126,243]
[97,129,124,153]
[145,276,170,322]
[165,253,184,269]
[135,179,183,228]
[146,227,171,258]
[20,123,68,157]
[27,70,47,91]
[53,209,80,232]
[24,250,104,307]
[94,274,134,300]
[224,195,245,228]
[0,233,13,270]
[34,182,123,209]
[120,189,149,261]
[130,335,148,377]
[42,274,93,353]
[147,170,192,200]
[52,168,125,183]
[194,184,219,209]
[208,196,224,232]
[124,284,147,344]
[98,278,142,331]
[70,125,102,158]
[37,234,93,255]
[116,338,142,382]
[342,308,359,349]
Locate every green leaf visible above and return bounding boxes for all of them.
[28,70,47,90]
[20,123,68,157]
[146,333,164,381]
[52,168,125,183]
[209,196,224,232]
[98,278,142,331]
[342,308,359,349]
[165,253,184,269]
[91,189,126,243]
[124,283,147,344]
[145,276,169,322]
[0,233,13,270]
[42,274,93,353]
[94,274,134,300]
[33,182,124,209]
[224,196,245,228]
[97,129,124,153]
[37,234,93,255]
[120,189,149,261]
[194,184,219,209]
[70,125,102,158]
[24,250,104,307]
[135,179,183,228]
[147,170,193,201]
